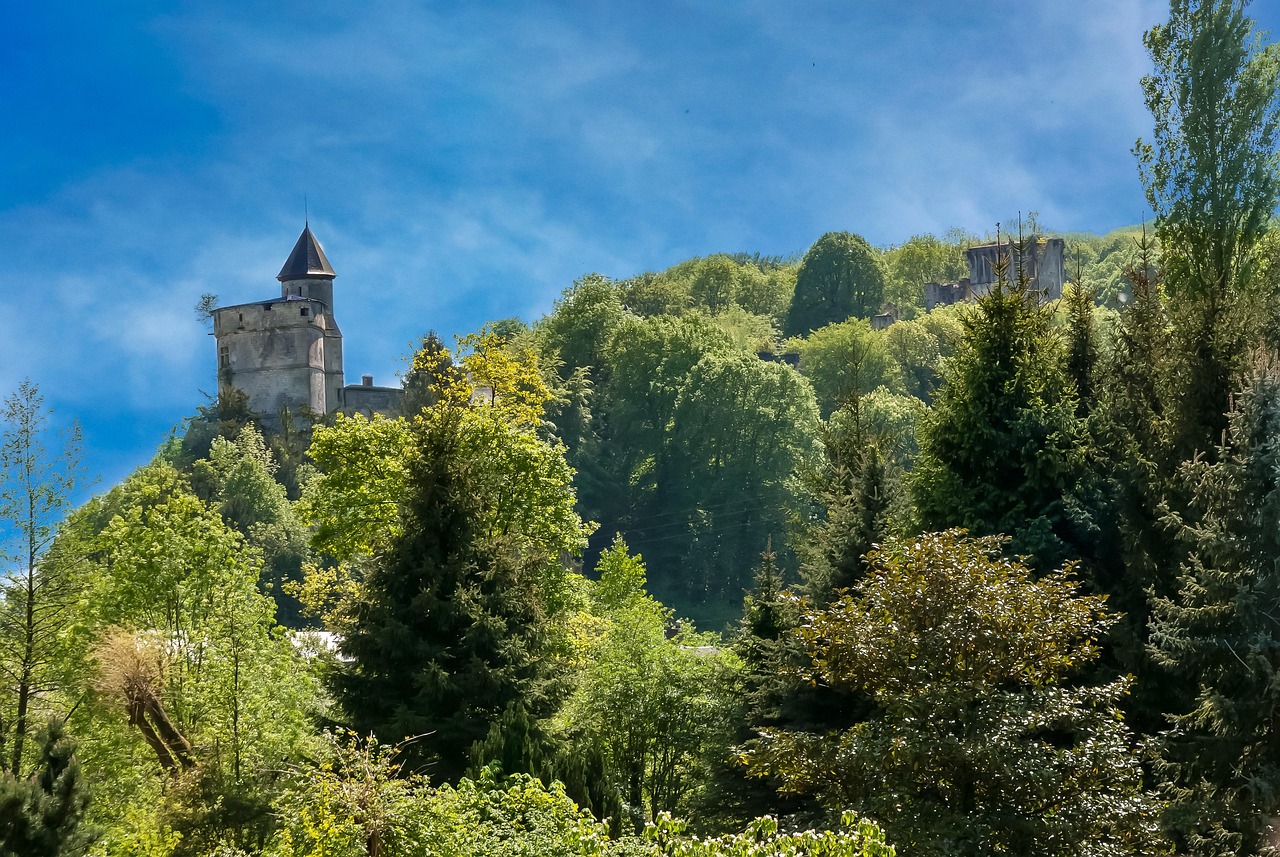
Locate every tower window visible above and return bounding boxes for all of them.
[238,313,244,322]
[300,307,309,317]
[219,346,230,369]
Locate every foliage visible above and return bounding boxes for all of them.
[299,414,410,545]
[707,307,779,354]
[881,232,968,319]
[594,314,819,615]
[400,331,458,418]
[0,720,95,857]
[1088,228,1177,684]
[1061,283,1099,416]
[558,540,739,824]
[617,257,796,325]
[746,530,1165,857]
[796,396,910,605]
[269,730,614,857]
[784,233,886,337]
[454,327,556,430]
[81,461,319,808]
[640,812,894,857]
[539,274,628,383]
[332,352,590,781]
[660,354,820,605]
[1148,355,1280,856]
[792,319,899,418]
[0,380,91,775]
[421,770,613,857]
[913,251,1091,568]
[41,430,321,853]
[882,319,942,401]
[267,731,420,857]
[1136,0,1280,457]
[195,424,311,626]
[852,387,926,467]
[267,731,892,857]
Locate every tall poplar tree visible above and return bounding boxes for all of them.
[1136,0,1280,459]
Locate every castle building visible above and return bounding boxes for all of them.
[212,226,401,423]
[965,236,1065,301]
[922,236,1067,312]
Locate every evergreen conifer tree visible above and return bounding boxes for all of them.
[699,543,820,828]
[333,403,554,781]
[332,337,589,782]
[0,720,94,857]
[913,234,1091,569]
[1090,228,1187,734]
[1149,354,1280,856]
[1063,282,1099,418]
[799,399,896,601]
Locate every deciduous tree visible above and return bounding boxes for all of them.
[1136,0,1280,458]
[784,233,885,336]
[0,381,90,775]
[746,531,1164,857]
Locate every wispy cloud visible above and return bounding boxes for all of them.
[7,0,1273,482]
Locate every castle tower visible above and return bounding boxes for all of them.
[212,226,346,423]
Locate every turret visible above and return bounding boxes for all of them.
[277,225,338,322]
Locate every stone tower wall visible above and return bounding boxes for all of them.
[213,297,341,421]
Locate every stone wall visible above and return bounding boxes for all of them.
[343,376,403,418]
[213,296,343,422]
[965,237,1065,301]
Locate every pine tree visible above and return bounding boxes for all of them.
[698,544,819,828]
[1149,354,1280,856]
[799,398,896,602]
[913,234,1090,569]
[1062,282,1099,418]
[332,403,554,782]
[0,720,95,857]
[1090,227,1186,734]
[332,334,589,783]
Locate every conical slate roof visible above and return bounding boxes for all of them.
[277,226,336,282]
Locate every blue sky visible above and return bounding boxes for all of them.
[3,0,1277,489]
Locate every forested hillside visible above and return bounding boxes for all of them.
[2,2,1279,855]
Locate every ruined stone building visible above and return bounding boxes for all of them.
[922,236,1066,312]
[965,236,1065,301]
[212,226,402,424]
